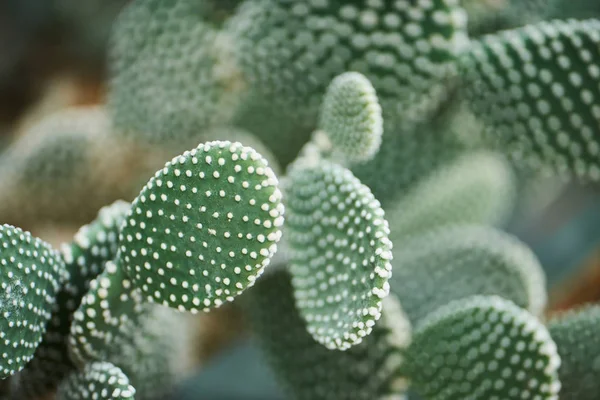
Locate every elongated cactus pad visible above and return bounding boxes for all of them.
[68,261,144,365]
[12,201,131,399]
[227,0,469,126]
[246,270,410,400]
[386,151,515,240]
[404,296,561,400]
[390,225,547,324]
[56,362,135,400]
[286,160,392,350]
[318,72,383,164]
[108,0,242,146]
[460,19,600,179]
[119,140,284,312]
[0,225,66,378]
[548,305,600,400]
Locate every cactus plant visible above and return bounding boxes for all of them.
[3,0,600,399]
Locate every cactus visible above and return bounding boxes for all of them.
[285,160,392,350]
[390,225,547,323]
[548,305,600,400]
[11,201,130,399]
[403,296,561,400]
[460,19,600,179]
[55,362,135,400]
[245,270,411,400]
[4,0,600,398]
[0,225,66,378]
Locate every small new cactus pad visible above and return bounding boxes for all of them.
[12,201,131,399]
[404,296,561,400]
[548,305,600,400]
[119,140,284,312]
[56,362,135,400]
[0,225,66,378]
[285,160,392,350]
[318,72,383,164]
[108,0,242,146]
[69,261,144,365]
[227,0,469,125]
[460,19,600,179]
[246,270,410,400]
[390,225,547,324]
[385,151,515,240]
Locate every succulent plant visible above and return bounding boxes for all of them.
[3,0,600,399]
[55,361,135,400]
[548,305,600,400]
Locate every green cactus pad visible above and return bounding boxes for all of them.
[386,151,515,240]
[246,270,410,400]
[119,140,284,312]
[285,160,392,350]
[548,305,600,400]
[0,225,66,378]
[390,225,547,324]
[108,0,242,146]
[68,261,144,365]
[56,362,135,400]
[318,72,383,164]
[228,0,469,126]
[12,201,131,399]
[460,19,600,179]
[404,295,561,400]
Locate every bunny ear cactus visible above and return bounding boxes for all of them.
[118,140,284,312]
[227,0,469,125]
[460,19,600,179]
[55,362,135,400]
[403,295,561,400]
[245,270,411,400]
[108,0,243,148]
[285,160,392,350]
[0,225,66,379]
[317,72,383,164]
[12,201,130,399]
[548,305,600,400]
[385,151,515,240]
[390,225,547,324]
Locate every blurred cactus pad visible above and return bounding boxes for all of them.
[1,0,600,399]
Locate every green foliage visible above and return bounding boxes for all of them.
[285,160,392,350]
[0,225,66,378]
[391,225,546,324]
[56,361,135,400]
[403,295,561,400]
[11,201,130,399]
[460,18,600,179]
[118,140,284,311]
[245,270,410,400]
[318,72,383,164]
[385,151,515,240]
[548,305,600,400]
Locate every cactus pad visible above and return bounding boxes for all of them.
[460,19,600,179]
[0,225,66,378]
[56,362,135,400]
[548,305,600,400]
[391,225,547,324]
[119,140,284,312]
[286,160,392,350]
[246,270,410,400]
[318,72,383,164]
[404,296,561,400]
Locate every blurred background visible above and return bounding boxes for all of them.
[2,1,600,399]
